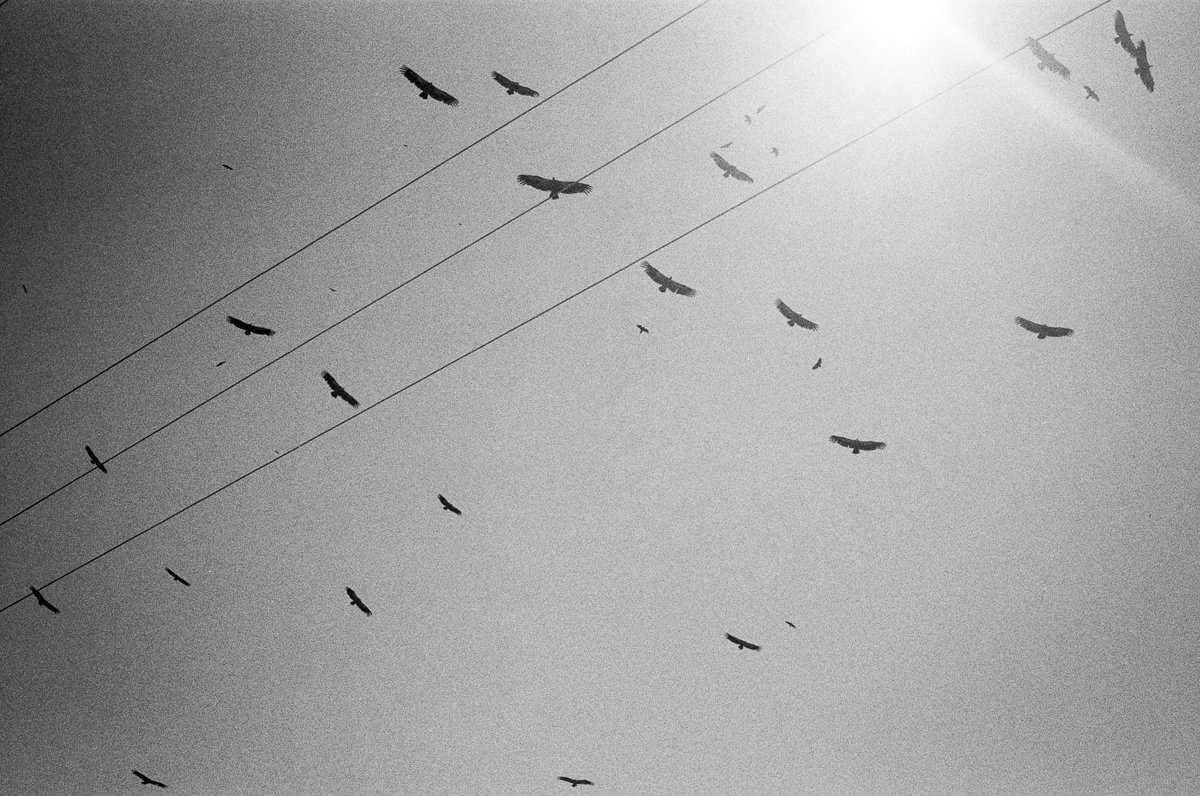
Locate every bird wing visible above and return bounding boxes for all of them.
[775,298,796,320]
[727,164,754,183]
[1014,316,1046,335]
[710,151,731,170]
[1026,37,1050,62]
[427,83,459,106]
[830,435,854,449]
[642,261,669,286]
[860,440,886,451]
[339,389,360,407]
[492,71,516,89]
[1135,42,1154,90]
[558,180,593,195]
[227,315,251,331]
[322,370,341,391]
[667,278,697,297]
[401,66,428,91]
[517,174,552,191]
[1044,325,1074,337]
[133,770,150,783]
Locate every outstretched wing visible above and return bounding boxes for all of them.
[775,299,817,330]
[85,444,108,473]
[725,632,761,650]
[1026,37,1051,63]
[228,315,274,335]
[830,435,854,449]
[227,315,252,332]
[402,66,458,105]
[322,370,342,391]
[1134,41,1154,91]
[710,151,732,171]
[1015,316,1061,336]
[438,494,462,514]
[641,261,670,287]
[31,586,60,613]
[727,164,753,183]
[858,440,886,451]
[557,180,592,195]
[517,174,552,192]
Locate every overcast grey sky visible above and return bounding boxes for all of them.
[3,0,1200,793]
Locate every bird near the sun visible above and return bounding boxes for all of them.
[1133,40,1154,92]
[132,770,166,788]
[516,174,592,200]
[321,371,360,408]
[1085,85,1099,101]
[830,436,886,454]
[30,586,59,613]
[401,65,458,106]
[710,151,753,183]
[637,324,649,334]
[1026,37,1070,79]
[85,444,108,474]
[345,587,372,616]
[558,776,594,787]
[641,262,697,297]
[1113,10,1138,56]
[725,632,761,651]
[165,568,190,586]
[1015,316,1074,339]
[438,494,462,515]
[226,315,275,336]
[775,299,818,330]
[812,357,822,370]
[491,71,539,96]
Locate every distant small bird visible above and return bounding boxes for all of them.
[132,770,166,788]
[438,494,462,515]
[227,315,275,336]
[321,371,360,408]
[30,586,59,613]
[642,262,697,297]
[22,284,28,293]
[770,147,779,156]
[744,114,752,124]
[1113,10,1138,56]
[757,104,766,113]
[216,361,225,367]
[725,632,760,651]
[812,357,822,370]
[1027,37,1070,79]
[558,777,594,787]
[637,324,649,334]
[491,71,539,96]
[1133,40,1154,92]
[775,299,818,330]
[786,621,796,628]
[346,587,372,616]
[1015,316,1074,339]
[1085,85,1099,101]
[85,444,108,474]
[719,141,732,148]
[710,151,753,183]
[830,435,886,454]
[517,174,592,200]
[165,568,190,586]
[222,164,233,170]
[401,65,459,106]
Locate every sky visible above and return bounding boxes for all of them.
[3,0,1200,793]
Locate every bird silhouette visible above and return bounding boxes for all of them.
[165,568,190,586]
[710,152,753,183]
[227,316,275,336]
[30,586,59,613]
[1084,85,1099,101]
[786,621,796,628]
[775,299,818,330]
[757,104,766,113]
[770,147,779,156]
[637,325,649,334]
[641,262,697,297]
[830,436,886,454]
[321,371,360,408]
[812,357,822,370]
[725,632,761,651]
[216,361,226,367]
[346,587,372,616]
[516,174,592,200]
[132,770,166,787]
[1133,40,1154,92]
[222,164,233,170]
[85,445,108,474]
[491,71,539,96]
[1113,10,1137,56]
[439,494,462,515]
[719,141,732,148]
[558,777,594,787]
[1026,37,1070,79]
[22,284,28,293]
[401,65,458,105]
[1015,316,1074,339]
[744,114,752,124]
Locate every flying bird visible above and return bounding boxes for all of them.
[1084,85,1099,101]
[1014,316,1074,339]
[321,371,360,408]
[215,361,225,367]
[222,164,233,170]
[132,770,166,788]
[1133,40,1154,92]
[558,777,594,787]
[491,71,538,96]
[165,568,190,586]
[757,104,766,113]
[1113,10,1138,56]
[22,284,28,293]
[719,141,732,148]
[786,621,796,628]
[401,65,459,106]
[744,114,752,124]
[830,436,886,454]
[641,262,696,297]
[770,147,779,156]
[438,494,462,515]
[85,444,108,474]
[345,587,372,616]
[1026,37,1070,79]
[227,315,275,336]
[710,151,753,183]
[775,299,818,330]
[725,632,761,651]
[812,357,822,370]
[516,174,592,200]
[637,324,649,334]
[30,586,59,613]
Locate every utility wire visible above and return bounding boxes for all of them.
[2,0,1112,615]
[0,0,715,441]
[0,21,846,531]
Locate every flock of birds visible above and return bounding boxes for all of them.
[1027,9,1155,99]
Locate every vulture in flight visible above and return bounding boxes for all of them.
[132,770,166,788]
[321,371,360,408]
[1133,40,1154,92]
[641,262,696,297]
[227,315,275,336]
[725,632,761,651]
[30,586,59,613]
[637,324,649,334]
[165,568,190,586]
[558,777,594,787]
[710,151,753,183]
[491,71,539,96]
[517,174,592,200]
[812,357,822,370]
[786,621,796,628]
[830,436,886,454]
[1113,10,1138,56]
[1026,37,1070,79]
[1015,316,1074,339]
[85,444,108,474]
[775,299,817,330]
[401,66,459,106]
[1084,85,1099,101]
[346,587,372,616]
[438,494,462,515]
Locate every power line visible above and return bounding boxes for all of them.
[0,21,846,531]
[0,0,715,441]
[2,1,1113,616]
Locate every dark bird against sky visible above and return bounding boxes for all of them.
[227,316,275,336]
[132,769,166,787]
[1026,37,1070,79]
[491,71,539,96]
[558,776,594,787]
[1133,40,1154,92]
[719,141,732,148]
[345,587,372,616]
[641,262,697,297]
[744,113,752,124]
[401,65,459,106]
[1113,10,1138,56]
[1015,316,1074,339]
[725,633,761,651]
[321,371,360,408]
[516,174,593,200]
[770,147,779,156]
[786,621,796,628]
[222,164,233,170]
[30,586,59,613]
[812,357,822,370]
[775,299,818,330]
[1085,85,1099,101]
[710,151,753,183]
[830,436,886,454]
[757,104,766,113]
[85,444,107,474]
[637,324,649,334]
[438,494,462,515]
[165,568,190,586]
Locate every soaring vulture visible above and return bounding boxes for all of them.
[438,494,462,515]
[812,357,822,370]
[321,371,360,408]
[30,586,59,613]
[744,114,752,124]
[641,262,696,297]
[1026,37,1071,79]
[637,324,649,334]
[85,444,108,474]
[165,568,190,586]
[491,71,539,96]
[132,770,166,788]
[830,436,886,454]
[1084,85,1100,101]
[558,777,594,787]
[516,174,592,200]
[401,66,459,106]
[227,315,274,336]
[1113,10,1138,56]
[1133,40,1154,92]
[725,632,761,651]
[710,151,753,183]
[1015,316,1074,339]
[775,299,818,330]
[346,587,372,616]
[785,621,797,628]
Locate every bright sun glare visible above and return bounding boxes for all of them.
[854,0,948,57]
